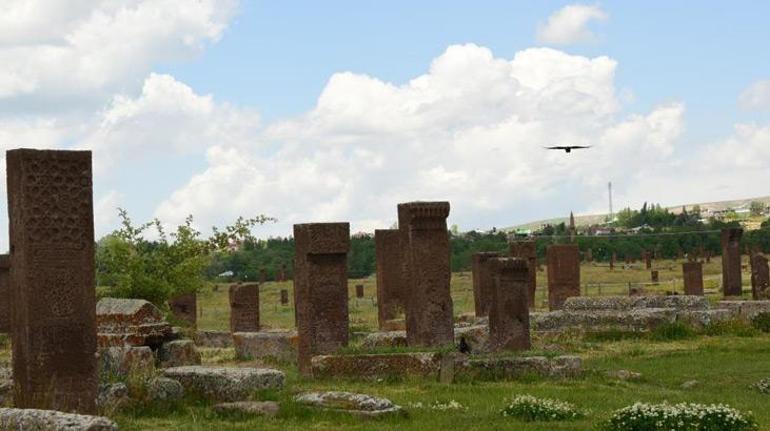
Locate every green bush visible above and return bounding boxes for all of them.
[649,322,695,341]
[601,402,757,431]
[750,312,770,333]
[500,395,584,422]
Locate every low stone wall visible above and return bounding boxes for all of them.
[532,308,678,332]
[454,355,582,381]
[717,300,770,320]
[563,295,709,311]
[311,352,442,380]
[195,330,233,348]
[233,331,298,362]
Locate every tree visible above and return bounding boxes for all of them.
[750,201,766,217]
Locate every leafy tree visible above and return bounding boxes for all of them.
[750,201,766,217]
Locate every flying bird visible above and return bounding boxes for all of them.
[544,145,592,153]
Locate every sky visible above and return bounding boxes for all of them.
[2,1,770,247]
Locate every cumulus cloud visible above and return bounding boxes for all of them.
[537,4,609,45]
[738,80,770,111]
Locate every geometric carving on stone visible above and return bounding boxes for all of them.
[488,257,530,352]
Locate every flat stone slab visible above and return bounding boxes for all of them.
[532,308,677,332]
[163,366,284,401]
[195,330,233,348]
[213,401,280,417]
[96,297,173,348]
[295,391,405,417]
[158,340,201,368]
[311,353,441,379]
[717,300,770,319]
[454,355,582,380]
[676,309,733,328]
[0,408,117,430]
[360,331,407,350]
[563,295,709,311]
[233,331,298,362]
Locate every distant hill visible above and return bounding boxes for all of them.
[507,195,770,231]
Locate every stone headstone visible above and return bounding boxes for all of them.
[398,202,454,347]
[169,292,197,326]
[610,252,616,270]
[471,252,499,317]
[721,228,743,296]
[96,297,173,348]
[705,250,712,263]
[651,270,659,283]
[6,149,98,413]
[510,240,537,308]
[294,223,350,375]
[279,264,287,282]
[355,284,364,298]
[0,255,9,332]
[751,254,769,300]
[374,229,405,329]
[489,258,530,351]
[682,261,704,296]
[644,251,652,269]
[546,244,580,310]
[280,289,289,305]
[229,283,259,333]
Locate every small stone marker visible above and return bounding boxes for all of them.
[610,252,616,270]
[751,254,769,300]
[0,255,9,332]
[375,229,405,329]
[471,252,499,317]
[651,270,659,283]
[295,391,405,417]
[163,366,284,401]
[682,261,704,296]
[355,284,365,298]
[280,289,289,305]
[644,250,652,269]
[294,223,350,375]
[721,228,743,296]
[546,244,581,310]
[169,292,197,326]
[229,283,259,333]
[7,149,98,413]
[279,263,287,282]
[489,258,530,351]
[398,202,454,347]
[510,240,537,308]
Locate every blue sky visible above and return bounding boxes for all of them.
[2,1,770,245]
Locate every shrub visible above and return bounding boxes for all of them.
[500,395,584,422]
[649,322,695,341]
[751,378,770,394]
[601,402,758,431]
[750,312,770,333]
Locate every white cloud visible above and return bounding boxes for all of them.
[537,4,609,45]
[738,80,770,111]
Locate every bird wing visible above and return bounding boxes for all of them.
[570,145,592,149]
[543,146,566,150]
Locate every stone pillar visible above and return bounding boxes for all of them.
[721,228,743,297]
[546,244,580,310]
[651,270,659,283]
[280,289,289,305]
[355,284,364,298]
[398,202,454,347]
[751,254,769,300]
[6,149,97,413]
[294,223,350,375]
[489,258,530,351]
[682,261,704,296]
[374,229,404,328]
[610,252,616,270]
[279,264,287,282]
[644,251,652,270]
[229,283,259,333]
[510,240,537,308]
[0,255,9,333]
[169,292,197,326]
[471,252,499,317]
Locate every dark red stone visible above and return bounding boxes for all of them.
[682,261,704,295]
[169,292,197,326]
[489,258,530,351]
[229,283,259,332]
[751,254,769,300]
[510,240,537,308]
[374,229,405,329]
[651,270,659,283]
[471,252,499,317]
[721,228,743,296]
[546,244,580,310]
[0,255,9,332]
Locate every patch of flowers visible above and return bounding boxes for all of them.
[601,402,758,431]
[500,395,584,421]
[751,378,770,394]
[408,400,467,411]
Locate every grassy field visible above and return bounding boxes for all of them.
[105,256,770,430]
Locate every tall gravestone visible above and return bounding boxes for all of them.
[751,254,769,300]
[489,258,530,351]
[294,223,350,375]
[6,149,98,413]
[280,289,289,305]
[721,228,743,297]
[610,252,616,270]
[651,270,659,283]
[644,251,652,269]
[510,240,537,308]
[682,261,704,296]
[546,244,580,310]
[374,229,404,328]
[471,252,499,317]
[0,255,9,332]
[169,292,197,326]
[355,284,365,298]
[229,283,260,332]
[398,202,454,347]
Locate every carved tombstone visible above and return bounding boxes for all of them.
[471,252,499,317]
[355,284,364,298]
[374,229,404,328]
[0,255,9,332]
[229,283,260,333]
[293,223,350,375]
[721,228,743,297]
[546,244,580,310]
[169,292,197,326]
[6,149,98,413]
[644,251,652,270]
[488,258,530,351]
[398,202,454,347]
[510,240,537,308]
[280,289,289,305]
[682,261,704,296]
[751,254,769,300]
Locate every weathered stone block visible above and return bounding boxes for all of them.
[233,331,298,362]
[99,346,155,378]
[214,401,279,417]
[683,262,704,296]
[488,258,530,352]
[163,366,284,401]
[195,330,233,348]
[471,252,499,317]
[96,297,173,348]
[0,408,117,430]
[229,283,260,333]
[311,353,442,379]
[717,300,770,320]
[455,355,582,380]
[546,244,580,310]
[169,292,197,326]
[510,240,537,308]
[295,391,405,417]
[721,228,743,296]
[0,255,8,333]
[751,254,769,300]
[375,229,405,328]
[158,339,201,368]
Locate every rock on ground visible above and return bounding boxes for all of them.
[158,340,202,368]
[233,331,298,362]
[96,382,130,411]
[163,366,284,401]
[99,346,155,378]
[213,401,280,417]
[295,391,405,417]
[0,408,118,430]
[96,297,173,348]
[311,353,441,380]
[147,377,185,401]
